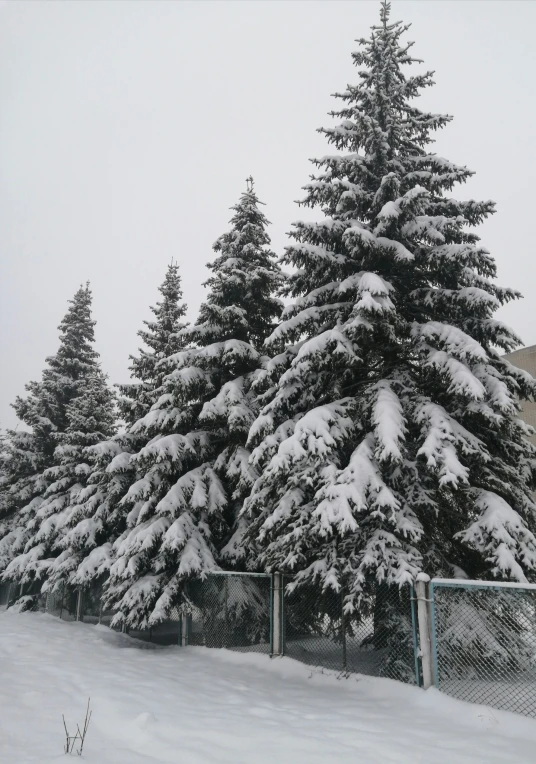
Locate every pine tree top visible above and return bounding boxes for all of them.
[118,263,188,426]
[135,262,188,365]
[12,283,101,446]
[52,283,97,371]
[190,178,283,353]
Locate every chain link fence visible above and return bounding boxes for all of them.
[7,572,536,717]
[431,580,536,717]
[0,580,47,612]
[45,583,79,620]
[1,573,273,651]
[283,578,419,683]
[126,605,183,646]
[1,574,417,681]
[183,573,272,653]
[0,581,11,610]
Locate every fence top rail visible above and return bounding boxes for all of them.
[206,570,271,579]
[431,577,536,592]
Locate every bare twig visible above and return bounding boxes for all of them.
[62,715,70,754]
[62,698,92,756]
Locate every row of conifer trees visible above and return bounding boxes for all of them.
[1,2,536,629]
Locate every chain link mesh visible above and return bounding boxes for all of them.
[0,580,48,612]
[45,583,78,621]
[183,574,272,653]
[75,573,272,651]
[78,582,105,625]
[2,572,416,685]
[283,579,418,683]
[9,570,536,717]
[127,608,183,646]
[0,582,11,610]
[432,583,536,717]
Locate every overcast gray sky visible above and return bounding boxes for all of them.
[1,0,535,429]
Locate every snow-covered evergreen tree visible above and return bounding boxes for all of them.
[0,429,47,572]
[105,179,282,628]
[9,369,118,589]
[0,284,107,582]
[50,264,189,591]
[117,262,188,427]
[242,3,536,609]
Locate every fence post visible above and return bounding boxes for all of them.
[415,574,433,690]
[76,588,83,622]
[59,584,65,620]
[341,587,347,672]
[271,573,282,656]
[224,577,229,648]
[181,613,189,646]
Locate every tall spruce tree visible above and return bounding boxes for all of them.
[0,284,106,582]
[242,3,536,609]
[105,179,282,628]
[50,264,189,589]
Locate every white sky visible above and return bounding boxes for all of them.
[1,0,535,429]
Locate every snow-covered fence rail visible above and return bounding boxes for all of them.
[281,578,420,684]
[429,579,536,717]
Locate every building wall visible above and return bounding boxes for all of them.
[505,345,536,445]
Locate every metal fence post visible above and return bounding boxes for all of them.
[429,581,440,689]
[76,588,83,622]
[409,584,421,687]
[415,575,434,690]
[181,613,189,646]
[281,573,287,655]
[271,573,282,656]
[59,584,65,620]
[341,587,347,672]
[224,576,229,648]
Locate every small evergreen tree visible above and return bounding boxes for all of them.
[0,284,104,581]
[105,179,282,628]
[242,3,536,611]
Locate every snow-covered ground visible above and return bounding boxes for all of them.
[1,611,536,763]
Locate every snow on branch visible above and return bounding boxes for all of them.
[415,322,488,362]
[155,465,226,517]
[372,382,406,463]
[268,400,356,474]
[415,400,477,486]
[458,491,536,582]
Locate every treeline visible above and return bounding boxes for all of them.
[1,2,536,629]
